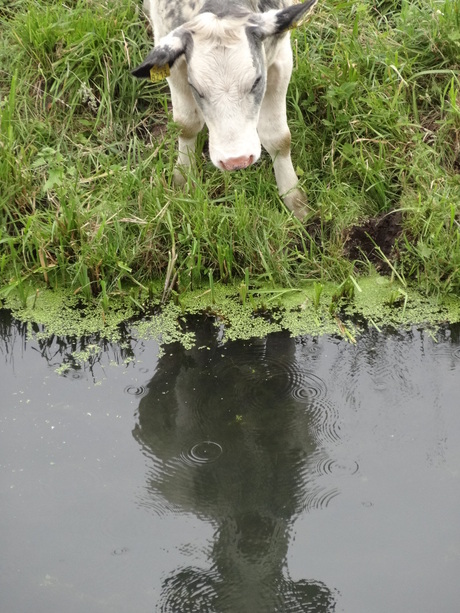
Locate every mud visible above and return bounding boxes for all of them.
[344,210,403,273]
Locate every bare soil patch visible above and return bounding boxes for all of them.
[344,210,404,273]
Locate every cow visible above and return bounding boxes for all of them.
[132,0,318,219]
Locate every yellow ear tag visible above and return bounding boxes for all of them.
[290,21,298,30]
[150,64,170,83]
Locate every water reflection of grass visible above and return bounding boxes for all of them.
[1,1,460,316]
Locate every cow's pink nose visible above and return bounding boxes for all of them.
[220,155,254,171]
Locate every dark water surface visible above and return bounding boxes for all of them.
[1,311,460,612]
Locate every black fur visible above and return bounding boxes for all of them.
[131,30,192,78]
[274,0,317,33]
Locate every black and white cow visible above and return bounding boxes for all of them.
[132,0,318,219]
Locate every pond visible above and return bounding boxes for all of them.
[1,310,460,612]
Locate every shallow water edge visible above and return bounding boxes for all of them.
[2,274,460,357]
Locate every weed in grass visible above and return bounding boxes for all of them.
[329,277,356,315]
[312,281,323,310]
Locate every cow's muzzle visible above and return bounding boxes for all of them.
[219,155,254,171]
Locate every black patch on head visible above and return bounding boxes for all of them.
[131,46,173,78]
[245,24,264,68]
[257,0,286,10]
[250,73,266,106]
[243,25,266,105]
[131,30,192,79]
[246,18,263,43]
[274,0,317,33]
[200,0,249,19]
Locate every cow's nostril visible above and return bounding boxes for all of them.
[221,155,254,171]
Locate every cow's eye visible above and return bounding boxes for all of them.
[250,76,262,93]
[188,82,204,99]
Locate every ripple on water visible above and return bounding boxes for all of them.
[308,400,342,446]
[136,448,229,518]
[59,370,85,380]
[303,485,340,511]
[291,371,327,402]
[452,347,460,360]
[362,340,423,404]
[308,450,360,477]
[158,567,219,613]
[281,578,338,612]
[124,384,146,397]
[211,349,328,411]
[300,450,359,511]
[231,357,340,449]
[158,568,336,613]
[180,441,223,466]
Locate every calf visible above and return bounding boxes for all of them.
[132,0,318,219]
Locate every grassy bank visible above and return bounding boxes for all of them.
[1,0,459,316]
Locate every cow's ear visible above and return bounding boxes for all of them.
[131,29,189,79]
[252,0,318,38]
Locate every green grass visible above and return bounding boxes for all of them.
[1,0,460,313]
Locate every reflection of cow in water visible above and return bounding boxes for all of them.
[133,318,337,611]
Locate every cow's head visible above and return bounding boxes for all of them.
[132,0,317,171]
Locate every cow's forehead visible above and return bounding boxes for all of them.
[182,10,263,73]
[185,13,263,86]
[188,12,252,45]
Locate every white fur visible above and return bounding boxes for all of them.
[185,21,262,168]
[142,1,311,219]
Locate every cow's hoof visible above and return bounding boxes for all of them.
[172,167,187,187]
[283,189,310,221]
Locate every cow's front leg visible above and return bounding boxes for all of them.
[168,60,204,186]
[257,54,308,220]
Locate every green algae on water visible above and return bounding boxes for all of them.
[3,275,460,364]
[3,286,136,342]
